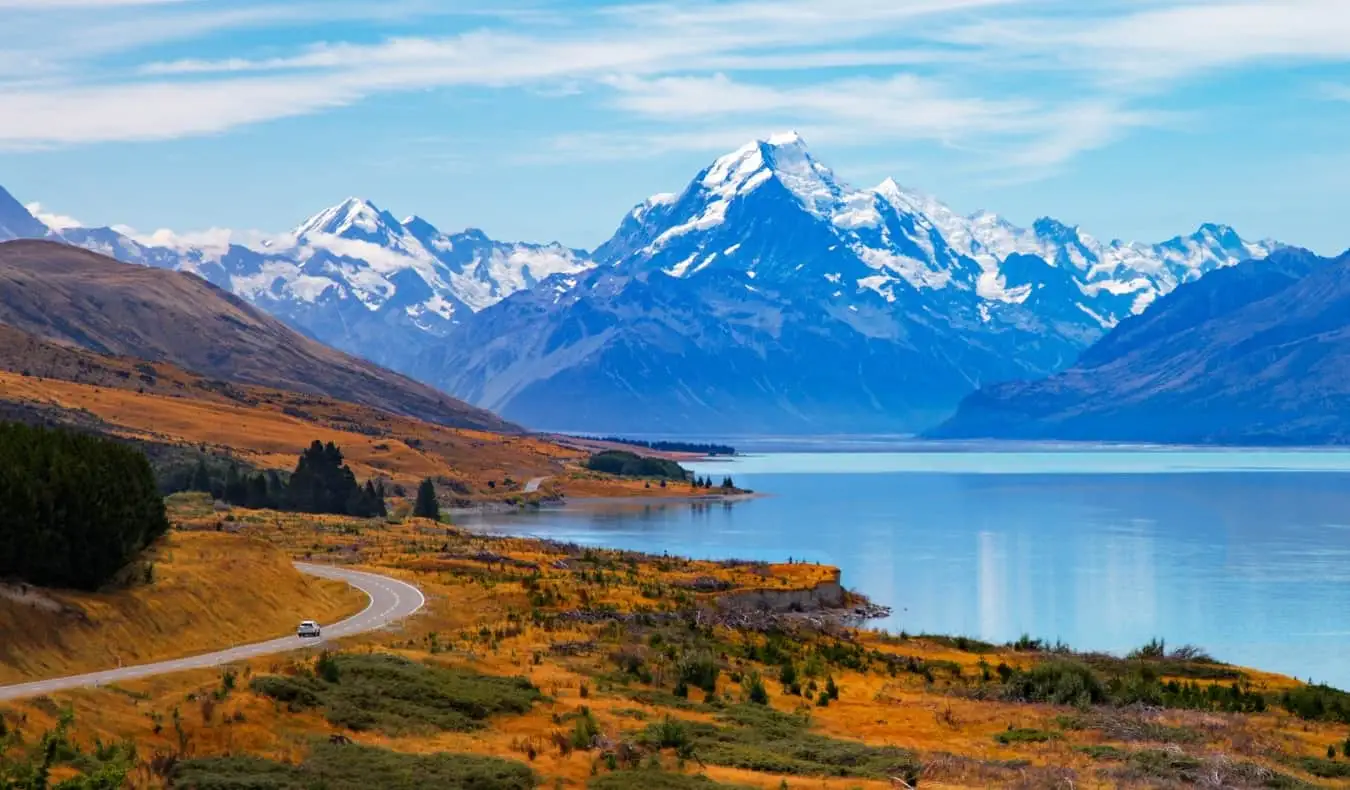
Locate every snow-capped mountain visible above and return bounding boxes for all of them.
[7,195,593,368]
[408,133,1280,433]
[0,133,1282,433]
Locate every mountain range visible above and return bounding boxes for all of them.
[932,247,1350,445]
[0,133,1282,433]
[0,239,513,433]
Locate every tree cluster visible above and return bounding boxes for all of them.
[691,475,736,490]
[592,437,736,456]
[187,440,387,518]
[0,421,169,590]
[584,450,688,480]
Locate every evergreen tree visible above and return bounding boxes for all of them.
[413,478,440,521]
[0,421,169,590]
[190,458,212,492]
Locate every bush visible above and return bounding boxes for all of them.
[646,704,920,782]
[585,451,688,480]
[1002,660,1107,707]
[589,771,752,789]
[743,672,768,705]
[249,653,540,735]
[0,421,168,590]
[172,742,535,789]
[994,727,1061,745]
[1281,684,1350,724]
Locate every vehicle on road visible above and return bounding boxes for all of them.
[297,620,321,638]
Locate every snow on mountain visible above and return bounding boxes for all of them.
[409,132,1285,434]
[0,133,1283,434]
[36,197,593,337]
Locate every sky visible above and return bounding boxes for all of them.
[1,0,1349,253]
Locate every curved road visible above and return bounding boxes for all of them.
[0,563,424,703]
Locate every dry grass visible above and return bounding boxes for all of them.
[0,530,365,685]
[0,368,715,504]
[4,508,1347,790]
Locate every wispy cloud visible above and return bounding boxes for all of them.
[5,0,1350,182]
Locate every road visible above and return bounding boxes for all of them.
[0,563,424,702]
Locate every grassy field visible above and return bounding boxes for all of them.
[3,503,1349,789]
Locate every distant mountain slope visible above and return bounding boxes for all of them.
[930,248,1350,444]
[409,133,1281,433]
[0,240,516,432]
[1,135,1283,434]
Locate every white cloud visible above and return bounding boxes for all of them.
[945,0,1350,86]
[5,0,1349,179]
[24,202,82,230]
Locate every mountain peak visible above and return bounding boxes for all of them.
[0,185,51,241]
[295,197,401,240]
[701,131,839,218]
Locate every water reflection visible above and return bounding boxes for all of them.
[461,458,1350,686]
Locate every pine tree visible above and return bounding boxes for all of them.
[414,478,440,521]
[190,458,211,492]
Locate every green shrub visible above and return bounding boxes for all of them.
[1281,684,1350,724]
[1002,660,1106,707]
[743,672,768,705]
[585,451,688,480]
[641,704,920,782]
[588,771,753,789]
[993,728,1061,745]
[249,653,539,735]
[0,421,168,590]
[172,742,535,789]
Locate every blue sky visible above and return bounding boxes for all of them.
[1,0,1349,253]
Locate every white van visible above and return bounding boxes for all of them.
[297,620,321,638]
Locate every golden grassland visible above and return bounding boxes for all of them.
[0,369,732,506]
[0,528,366,685]
[3,502,1349,789]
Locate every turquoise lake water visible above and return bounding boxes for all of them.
[459,446,1350,687]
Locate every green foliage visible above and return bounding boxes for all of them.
[591,438,735,456]
[0,709,136,789]
[172,742,535,789]
[588,771,752,789]
[1280,684,1350,724]
[1002,660,1107,707]
[676,651,720,696]
[742,672,768,705]
[570,707,602,751]
[284,441,386,517]
[1296,755,1350,779]
[644,704,919,782]
[249,653,539,735]
[993,727,1061,745]
[413,478,440,521]
[0,421,168,590]
[585,451,688,480]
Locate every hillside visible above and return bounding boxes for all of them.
[0,323,712,504]
[931,248,1350,444]
[0,239,515,432]
[5,505,1349,789]
[0,527,363,685]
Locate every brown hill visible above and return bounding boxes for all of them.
[0,239,515,432]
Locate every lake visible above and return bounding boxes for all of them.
[458,446,1350,688]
